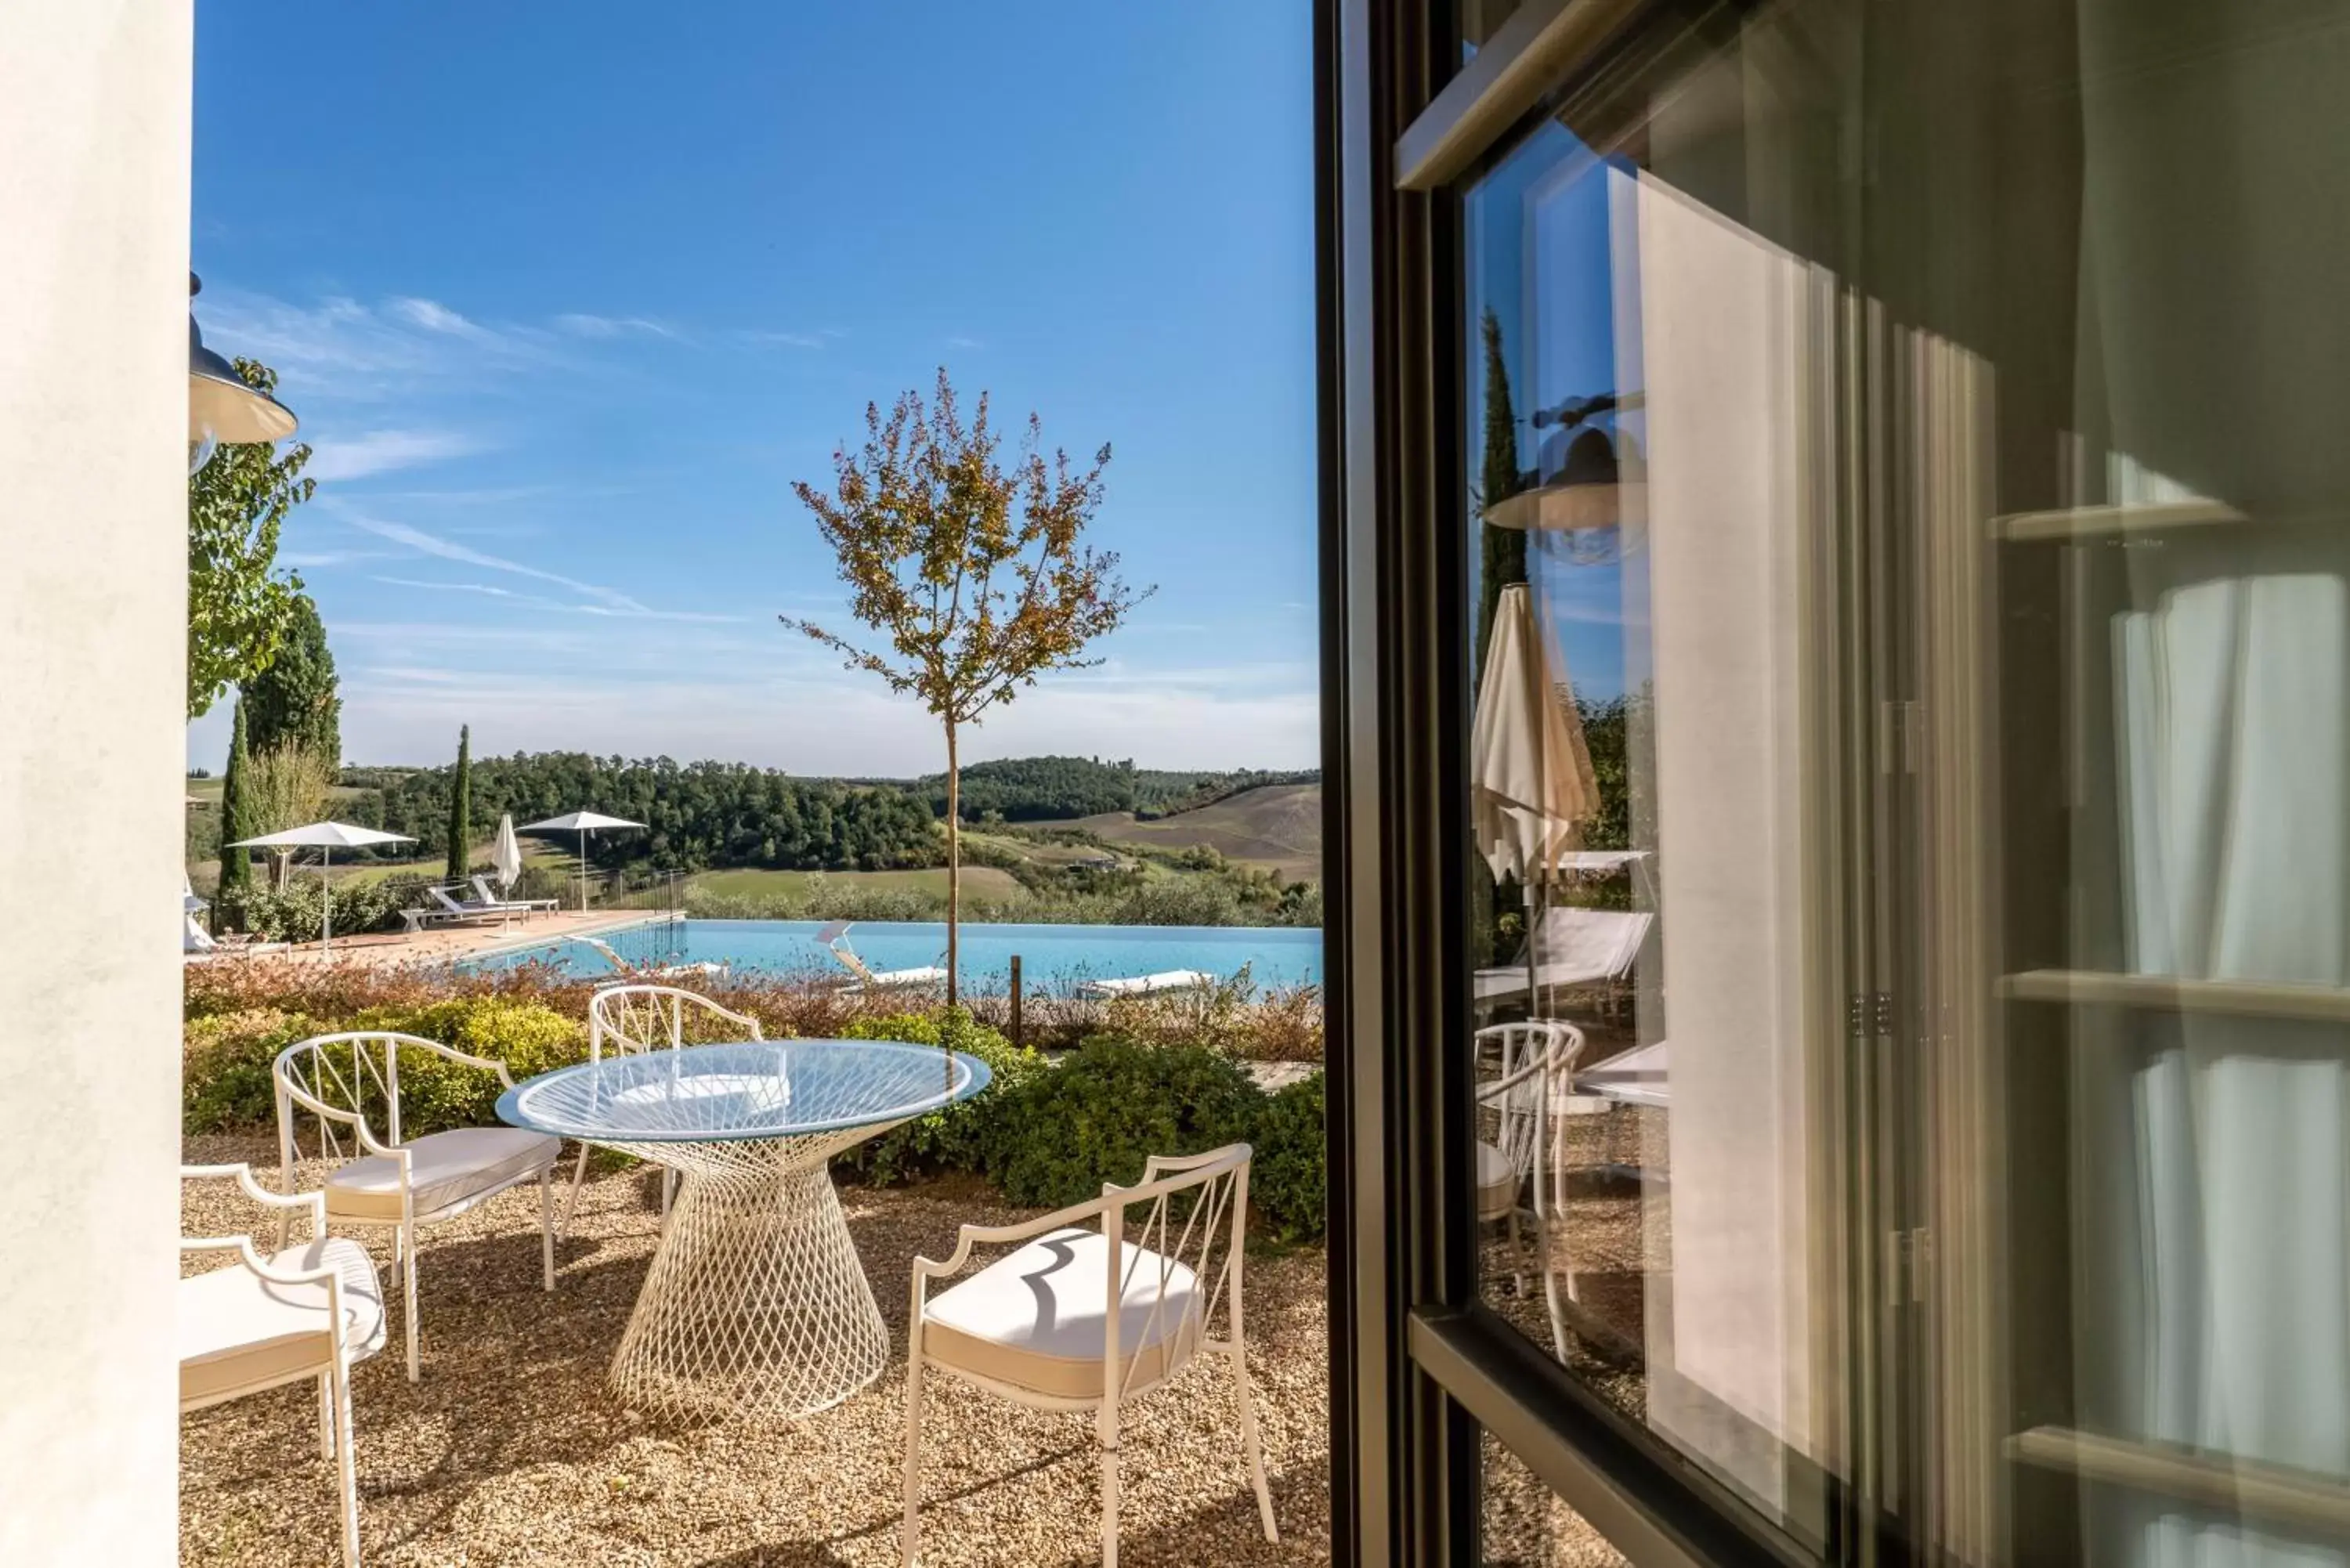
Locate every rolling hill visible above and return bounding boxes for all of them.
[1076,782,1321,882]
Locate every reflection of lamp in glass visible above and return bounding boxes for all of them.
[188,273,296,475]
[1483,391,1644,557]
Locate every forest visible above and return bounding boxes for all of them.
[359,753,941,873]
[913,755,1321,823]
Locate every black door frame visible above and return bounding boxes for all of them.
[1316,3,1867,1563]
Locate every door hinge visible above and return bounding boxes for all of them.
[1885,1226,1933,1306]
[1877,699,1922,775]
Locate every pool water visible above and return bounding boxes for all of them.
[473,918,1323,992]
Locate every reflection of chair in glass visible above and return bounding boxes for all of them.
[1473,907,1652,1019]
[1475,1021,1585,1357]
[273,1031,561,1382]
[899,1143,1278,1567]
[558,983,763,1236]
[181,1163,385,1568]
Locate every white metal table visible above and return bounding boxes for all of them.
[497,1039,991,1419]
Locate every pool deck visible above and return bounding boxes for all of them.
[190,908,665,970]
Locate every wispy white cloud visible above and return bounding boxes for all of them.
[554,313,678,340]
[945,334,985,350]
[739,328,826,349]
[305,428,487,482]
[345,511,653,612]
[387,296,491,338]
[371,576,519,598]
[277,549,391,569]
[343,513,745,624]
[195,288,559,403]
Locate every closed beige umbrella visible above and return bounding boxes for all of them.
[1473,582,1600,1014]
[1473,582,1598,886]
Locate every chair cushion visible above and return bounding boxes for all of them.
[180,1237,385,1407]
[922,1227,1204,1401]
[1477,1140,1522,1220]
[324,1125,560,1223]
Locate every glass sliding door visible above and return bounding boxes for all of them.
[1328,0,2350,1563]
[1455,0,1869,1557]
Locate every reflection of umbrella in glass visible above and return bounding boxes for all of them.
[493,814,524,897]
[1473,583,1599,1008]
[518,811,645,912]
[224,821,417,950]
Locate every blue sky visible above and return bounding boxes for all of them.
[189,2,1318,776]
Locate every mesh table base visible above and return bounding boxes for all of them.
[606,1135,888,1419]
[499,1040,990,1423]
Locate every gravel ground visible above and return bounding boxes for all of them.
[180,1135,1331,1568]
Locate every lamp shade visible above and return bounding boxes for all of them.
[189,274,296,446]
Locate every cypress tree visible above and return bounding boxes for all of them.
[446,724,472,883]
[244,593,342,766]
[218,697,255,902]
[1474,307,1529,687]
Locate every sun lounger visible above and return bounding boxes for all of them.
[471,876,558,916]
[424,884,512,925]
[1079,969,1218,999]
[812,920,946,993]
[579,935,724,981]
[1473,908,1653,1010]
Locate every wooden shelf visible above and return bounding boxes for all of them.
[1998,968,2350,1024]
[1995,499,2248,543]
[2010,1425,2350,1534]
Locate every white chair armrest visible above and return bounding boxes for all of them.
[180,1163,328,1265]
[911,1193,1117,1284]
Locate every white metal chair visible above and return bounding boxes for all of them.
[273,1031,562,1382]
[555,983,763,1237]
[900,1143,1277,1568]
[1475,1021,1585,1356]
[181,1162,385,1568]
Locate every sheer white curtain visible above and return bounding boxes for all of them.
[2088,556,2350,1568]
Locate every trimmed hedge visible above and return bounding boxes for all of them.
[181,995,1328,1241]
[182,995,586,1136]
[1249,1070,1326,1241]
[987,1036,1260,1209]
[836,1008,1046,1185]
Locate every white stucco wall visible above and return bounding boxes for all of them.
[0,2,193,1560]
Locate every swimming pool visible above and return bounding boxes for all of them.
[472,918,1323,992]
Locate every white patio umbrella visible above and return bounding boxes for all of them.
[1472,582,1600,1009]
[517,811,645,912]
[492,813,524,897]
[224,821,417,951]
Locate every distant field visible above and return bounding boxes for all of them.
[1077,782,1321,882]
[684,865,1025,902]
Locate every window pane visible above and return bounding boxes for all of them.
[1454,0,2350,1563]
[1481,1434,1629,1567]
[1459,0,1859,1550]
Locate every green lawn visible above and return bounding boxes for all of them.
[682,865,1025,901]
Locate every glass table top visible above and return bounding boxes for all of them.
[494,1039,992,1143]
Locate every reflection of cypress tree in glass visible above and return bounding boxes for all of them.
[219,697,255,901]
[1475,309,1529,690]
[1471,310,1529,963]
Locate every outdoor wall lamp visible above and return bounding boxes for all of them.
[188,271,295,475]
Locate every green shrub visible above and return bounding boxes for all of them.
[183,995,585,1138]
[223,872,434,942]
[1249,1071,1325,1241]
[836,1007,1045,1184]
[342,997,587,1136]
[986,1035,1259,1209]
[183,1006,324,1133]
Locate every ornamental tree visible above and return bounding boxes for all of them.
[786,369,1149,1003]
[188,357,313,719]
[244,591,341,765]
